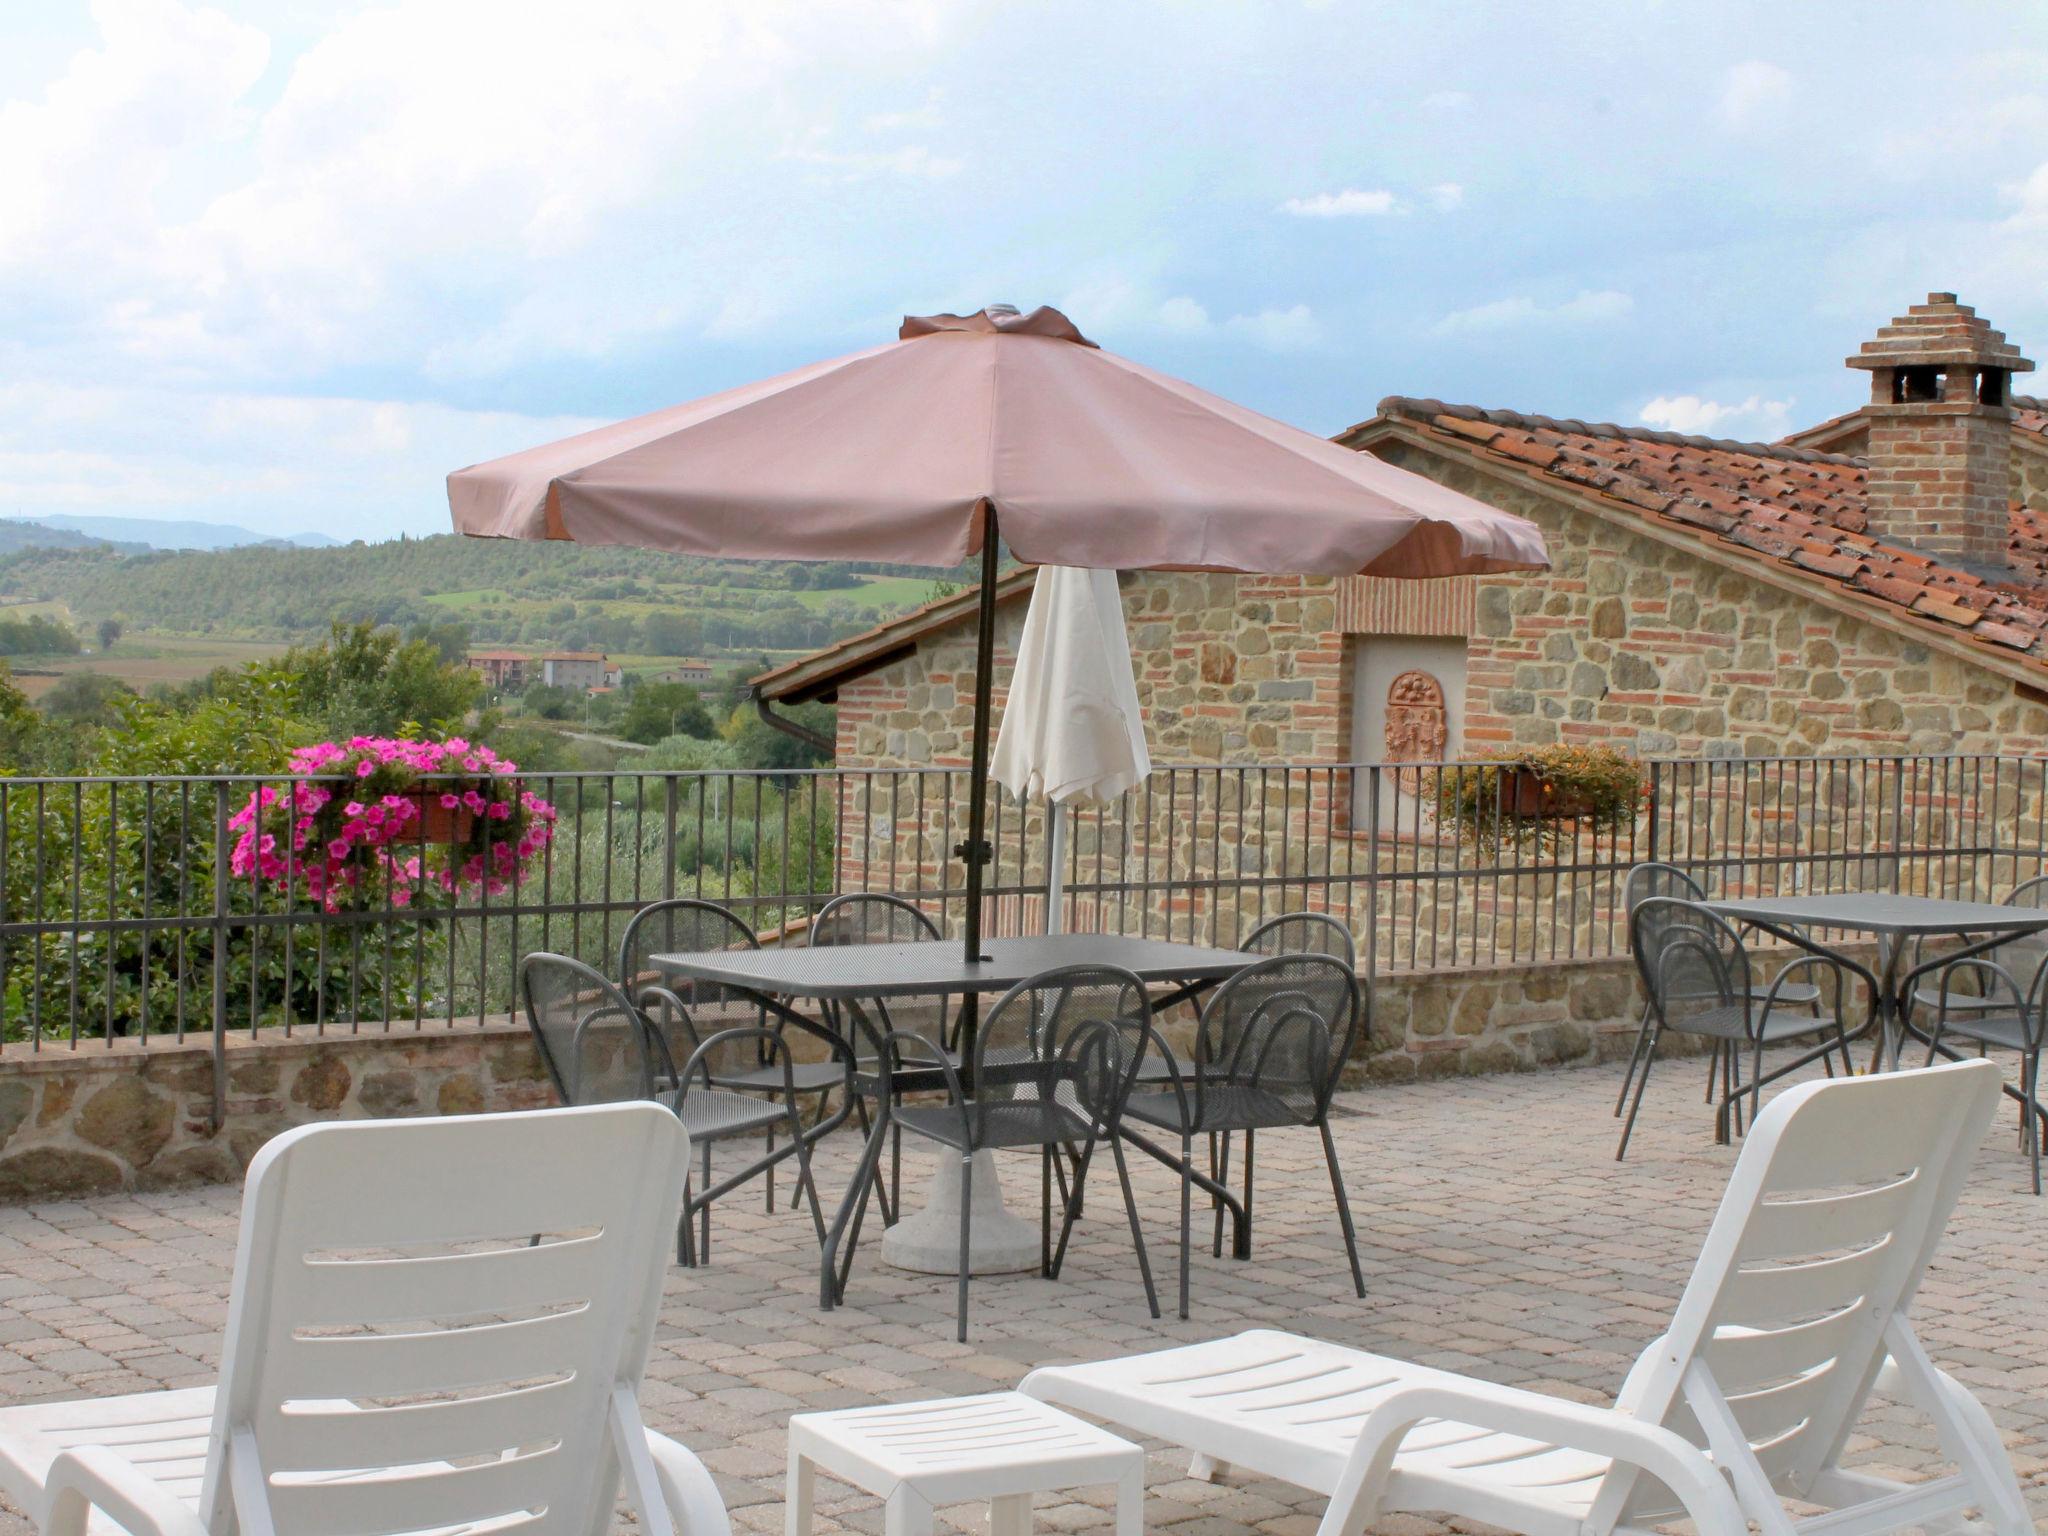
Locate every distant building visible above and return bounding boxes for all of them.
[466,650,530,690]
[542,652,610,691]
[662,658,715,685]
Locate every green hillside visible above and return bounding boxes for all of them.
[0,536,959,662]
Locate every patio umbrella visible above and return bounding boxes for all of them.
[990,566,1150,934]
[448,303,1548,967]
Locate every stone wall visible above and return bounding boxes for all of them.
[0,1022,553,1200]
[1367,441,2045,759]
[0,953,1668,1200]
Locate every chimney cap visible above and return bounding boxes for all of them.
[1847,292,2034,374]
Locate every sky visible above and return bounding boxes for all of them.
[2,1,2046,543]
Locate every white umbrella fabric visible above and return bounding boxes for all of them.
[991,566,1151,934]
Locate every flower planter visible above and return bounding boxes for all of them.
[1498,767,1597,820]
[405,792,478,845]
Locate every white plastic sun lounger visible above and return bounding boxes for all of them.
[0,1102,730,1536]
[1025,1059,2029,1536]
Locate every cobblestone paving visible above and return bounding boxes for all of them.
[0,1054,2042,1534]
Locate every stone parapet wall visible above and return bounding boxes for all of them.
[0,953,1681,1201]
[0,1020,553,1200]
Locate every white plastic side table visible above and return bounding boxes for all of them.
[787,1391,1144,1536]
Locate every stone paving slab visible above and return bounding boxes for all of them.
[0,1053,2041,1533]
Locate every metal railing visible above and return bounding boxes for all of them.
[5,752,2045,1068]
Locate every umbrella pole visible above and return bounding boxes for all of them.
[959,500,1000,966]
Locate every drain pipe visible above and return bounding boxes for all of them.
[752,690,834,754]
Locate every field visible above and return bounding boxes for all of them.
[8,634,287,699]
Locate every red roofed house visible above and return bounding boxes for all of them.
[749,294,2048,1075]
[758,292,2048,779]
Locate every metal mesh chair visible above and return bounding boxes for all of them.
[877,963,1159,1340]
[1613,862,1830,1125]
[1909,874,2048,1021]
[1619,898,1852,1160]
[520,951,825,1266]
[808,892,960,1222]
[1243,911,1357,968]
[620,898,850,1218]
[1121,952,1365,1318]
[1922,876,2048,1193]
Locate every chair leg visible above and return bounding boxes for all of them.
[1240,1129,1255,1258]
[1616,1024,1660,1161]
[2024,1052,2042,1197]
[678,1180,696,1267]
[1320,1117,1366,1299]
[1179,1130,1194,1320]
[1614,1006,1653,1116]
[699,1139,713,1263]
[1049,1140,1096,1279]
[789,1103,826,1246]
[891,1122,903,1227]
[1108,1134,1160,1319]
[1210,1132,1229,1258]
[955,1151,973,1344]
[1704,1040,1720,1103]
[1040,1146,1053,1278]
[1749,1035,1765,1131]
[765,1125,776,1214]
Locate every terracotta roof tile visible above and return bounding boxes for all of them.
[1363,396,2048,678]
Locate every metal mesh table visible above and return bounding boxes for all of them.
[1705,893,2048,1071]
[653,934,1258,1307]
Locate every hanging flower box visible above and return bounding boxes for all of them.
[1436,745,1647,853]
[1497,767,1597,820]
[229,736,556,911]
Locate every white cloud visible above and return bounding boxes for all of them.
[0,378,604,538]
[1225,304,1320,351]
[1717,60,1794,130]
[1155,295,1212,332]
[1638,393,1794,439]
[1428,182,1464,211]
[784,141,964,181]
[1435,289,1633,334]
[1280,188,1397,218]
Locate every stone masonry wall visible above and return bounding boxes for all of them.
[0,1022,553,1200]
[1369,441,2046,758]
[0,956,1659,1200]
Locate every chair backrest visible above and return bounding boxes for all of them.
[522,951,663,1104]
[1630,897,1752,1041]
[970,964,1151,1143]
[1999,874,2048,998]
[1624,860,1707,911]
[618,898,762,1071]
[201,1101,691,1536]
[1192,953,1359,1124]
[1596,1059,2004,1525]
[1242,912,1357,969]
[808,892,942,948]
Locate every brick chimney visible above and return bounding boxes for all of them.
[1849,293,2034,577]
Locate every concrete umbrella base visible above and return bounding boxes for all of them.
[881,1150,1041,1275]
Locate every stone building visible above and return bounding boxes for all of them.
[758,292,2048,777]
[748,293,2048,1076]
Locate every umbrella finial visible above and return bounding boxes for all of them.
[985,303,1020,318]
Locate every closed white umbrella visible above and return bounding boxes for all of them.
[992,566,1151,934]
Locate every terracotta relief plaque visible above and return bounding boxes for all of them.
[1385,669,1447,791]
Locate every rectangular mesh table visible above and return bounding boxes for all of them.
[653,933,1260,1309]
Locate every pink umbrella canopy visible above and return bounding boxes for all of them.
[448,305,1547,579]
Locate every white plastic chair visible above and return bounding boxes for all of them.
[0,1102,732,1536]
[1024,1059,2028,1536]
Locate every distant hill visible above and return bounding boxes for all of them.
[0,522,147,555]
[3,515,341,552]
[0,533,959,659]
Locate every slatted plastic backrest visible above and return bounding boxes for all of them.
[1611,1060,2000,1517]
[199,1102,689,1536]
